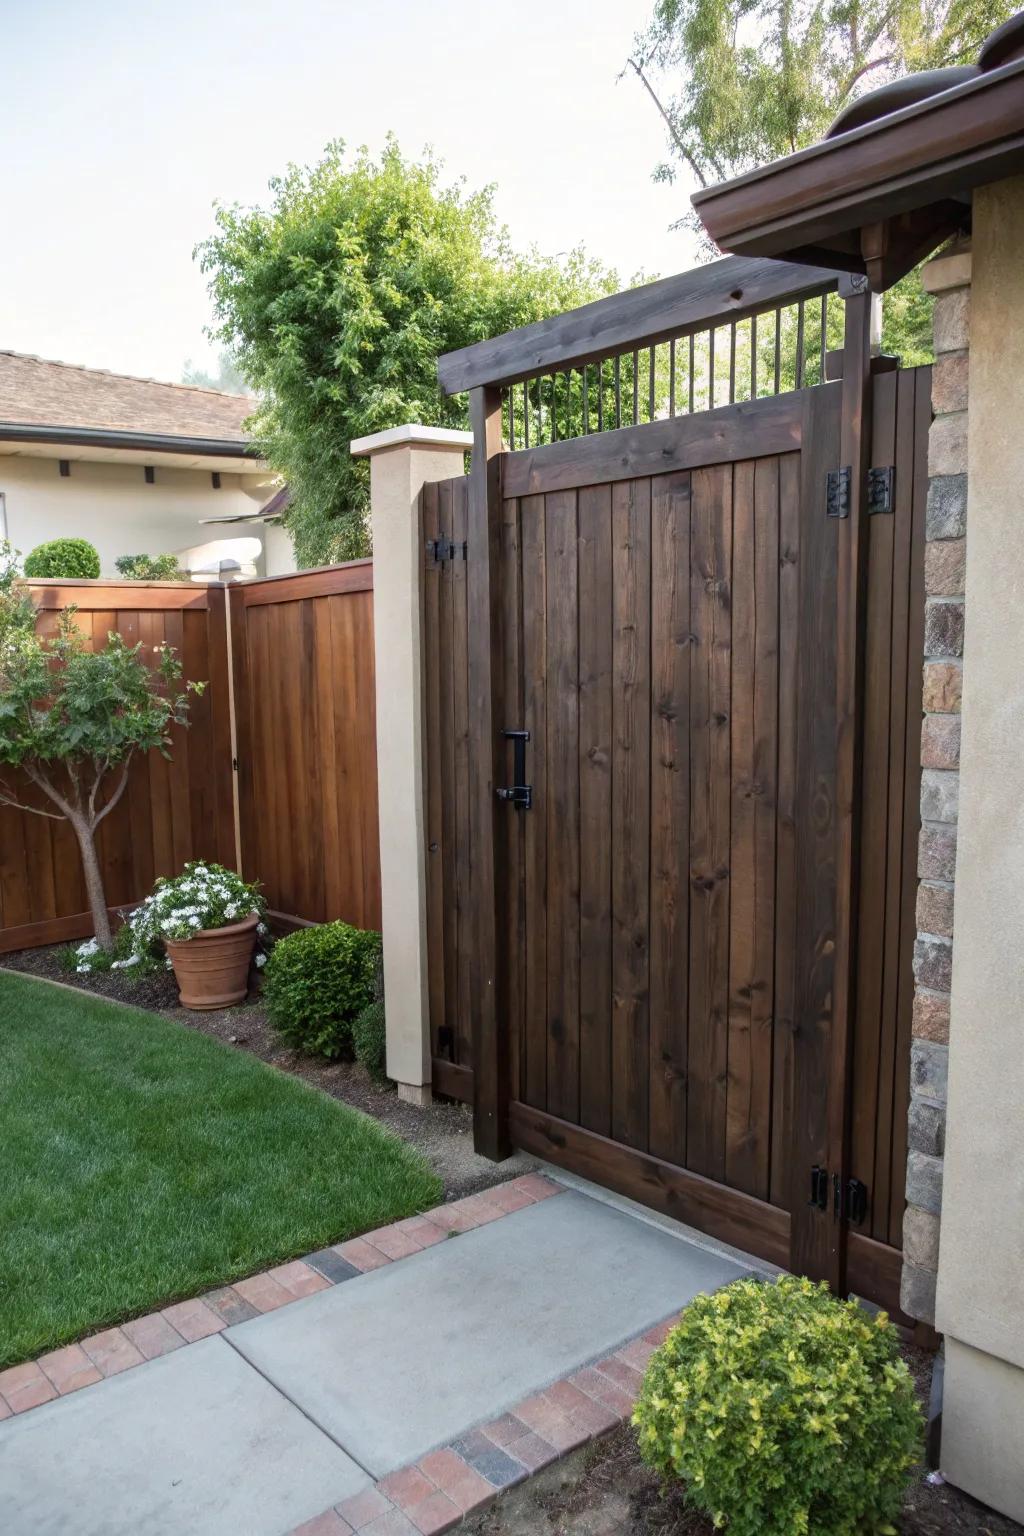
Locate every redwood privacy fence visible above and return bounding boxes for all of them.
[0,563,380,954]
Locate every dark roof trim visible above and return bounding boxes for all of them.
[692,57,1024,281]
[438,256,840,395]
[0,422,258,458]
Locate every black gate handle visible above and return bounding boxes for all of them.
[496,729,532,810]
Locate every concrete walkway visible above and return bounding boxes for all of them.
[0,1182,750,1535]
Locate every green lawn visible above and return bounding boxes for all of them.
[0,970,441,1368]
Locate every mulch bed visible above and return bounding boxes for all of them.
[0,943,532,1201]
[469,1346,1022,1536]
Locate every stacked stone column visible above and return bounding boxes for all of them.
[900,243,971,1324]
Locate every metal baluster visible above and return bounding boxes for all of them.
[750,315,758,399]
[582,365,589,435]
[669,339,676,417]
[820,293,828,384]
[729,324,737,404]
[774,308,782,394]
[632,349,639,426]
[688,334,695,413]
[597,360,605,433]
[796,301,806,390]
[614,355,622,429]
[708,328,716,410]
[523,380,529,450]
[649,346,656,422]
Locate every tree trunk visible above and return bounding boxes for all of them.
[68,810,113,951]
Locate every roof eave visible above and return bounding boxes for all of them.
[0,422,258,458]
[692,59,1024,289]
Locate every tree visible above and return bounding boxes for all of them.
[181,349,250,395]
[0,546,203,950]
[626,0,1014,362]
[197,138,620,567]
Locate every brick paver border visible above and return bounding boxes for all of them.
[289,1315,674,1536]
[0,1173,564,1421]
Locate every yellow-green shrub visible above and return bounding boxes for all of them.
[264,921,380,1058]
[633,1275,921,1536]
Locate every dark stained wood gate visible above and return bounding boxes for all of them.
[426,258,928,1316]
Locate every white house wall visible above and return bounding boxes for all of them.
[0,454,289,575]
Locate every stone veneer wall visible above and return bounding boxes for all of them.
[900,242,971,1325]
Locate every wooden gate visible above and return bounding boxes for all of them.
[426,257,928,1313]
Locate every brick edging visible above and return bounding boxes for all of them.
[0,1173,562,1420]
[289,1316,673,1536]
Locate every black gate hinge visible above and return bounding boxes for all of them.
[867,465,895,514]
[425,538,467,566]
[810,1166,869,1224]
[826,467,851,519]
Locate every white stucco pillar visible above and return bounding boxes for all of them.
[934,176,1024,1524]
[351,425,472,1105]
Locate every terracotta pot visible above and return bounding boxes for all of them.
[165,912,259,1009]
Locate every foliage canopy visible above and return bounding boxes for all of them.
[628,0,1015,363]
[197,138,619,566]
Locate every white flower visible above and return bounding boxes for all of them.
[188,915,201,926]
[255,952,267,968]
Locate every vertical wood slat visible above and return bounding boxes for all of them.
[437,481,461,1061]
[545,488,581,1123]
[578,483,614,1136]
[828,288,876,1293]
[726,456,779,1201]
[850,371,898,1231]
[610,477,652,1152]
[687,464,733,1181]
[648,470,692,1167]
[789,381,843,1282]
[521,493,549,1111]
[769,453,802,1211]
[500,495,525,1101]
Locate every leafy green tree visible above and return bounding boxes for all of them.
[0,547,203,951]
[627,0,1013,363]
[197,138,619,567]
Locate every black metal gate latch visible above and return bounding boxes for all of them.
[496,729,532,810]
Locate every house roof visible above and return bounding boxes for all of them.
[0,351,258,447]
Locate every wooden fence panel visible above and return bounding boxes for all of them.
[0,582,234,953]
[231,562,381,933]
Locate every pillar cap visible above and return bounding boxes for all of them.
[350,423,473,457]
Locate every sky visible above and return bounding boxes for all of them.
[0,0,700,388]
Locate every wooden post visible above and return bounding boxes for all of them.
[467,386,511,1159]
[829,276,877,1293]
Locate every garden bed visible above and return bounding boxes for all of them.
[467,1348,1023,1536]
[0,968,442,1368]
[0,942,532,1199]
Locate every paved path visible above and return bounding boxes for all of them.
[0,1184,749,1535]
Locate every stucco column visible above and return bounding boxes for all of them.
[934,176,1024,1523]
[351,425,472,1105]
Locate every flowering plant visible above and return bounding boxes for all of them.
[72,861,269,974]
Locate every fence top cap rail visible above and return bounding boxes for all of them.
[27,576,217,589]
[350,423,474,456]
[436,254,841,396]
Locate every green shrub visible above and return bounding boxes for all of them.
[353,1000,387,1080]
[114,553,185,581]
[634,1275,921,1536]
[23,538,100,579]
[264,921,381,1058]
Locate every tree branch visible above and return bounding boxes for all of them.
[92,762,131,829]
[623,57,709,189]
[23,762,75,820]
[0,782,64,820]
[842,54,894,96]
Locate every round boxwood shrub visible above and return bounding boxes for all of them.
[353,999,387,1080]
[633,1275,921,1536]
[24,538,101,579]
[264,920,381,1058]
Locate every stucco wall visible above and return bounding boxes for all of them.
[934,175,1024,1523]
[0,454,275,574]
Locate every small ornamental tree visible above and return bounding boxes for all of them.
[0,545,203,951]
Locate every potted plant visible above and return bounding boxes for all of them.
[125,861,269,1008]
